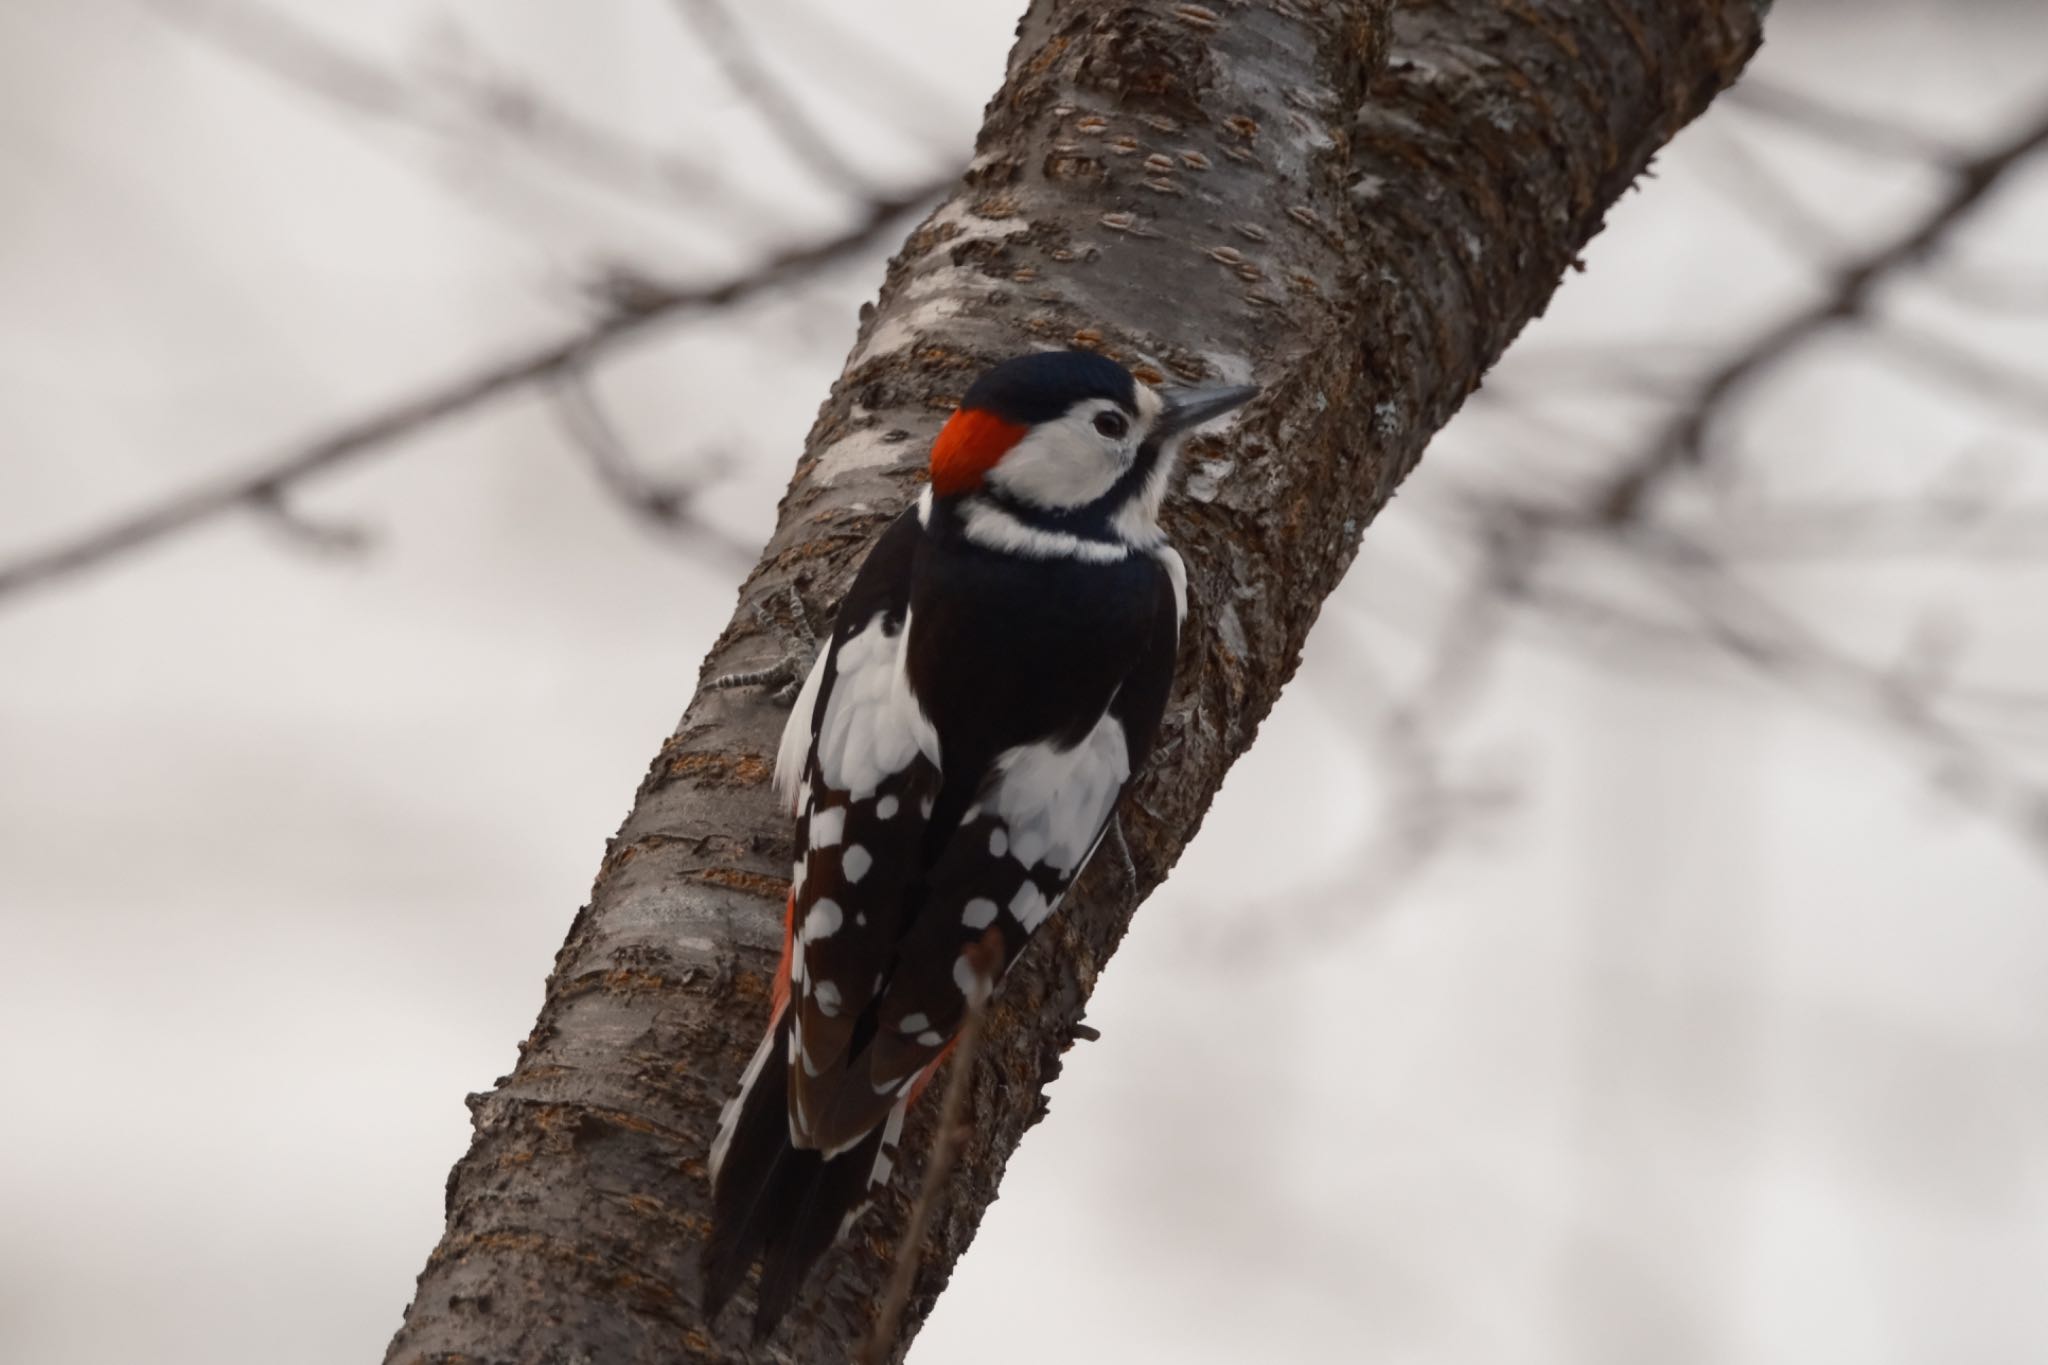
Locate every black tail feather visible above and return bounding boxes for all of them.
[750,1124,887,1339]
[702,1016,795,1318]
[701,1015,887,1339]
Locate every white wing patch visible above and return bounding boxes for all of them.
[809,806,846,849]
[812,610,940,802]
[774,648,831,814]
[1009,880,1052,932]
[987,709,1131,874]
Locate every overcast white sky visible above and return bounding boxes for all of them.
[3,2,2046,1363]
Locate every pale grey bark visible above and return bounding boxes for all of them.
[386,2,1766,1361]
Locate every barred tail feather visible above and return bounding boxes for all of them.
[701,1013,797,1321]
[701,1012,895,1339]
[749,1122,889,1339]
[707,1016,779,1184]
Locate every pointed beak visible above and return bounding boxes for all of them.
[1156,383,1259,440]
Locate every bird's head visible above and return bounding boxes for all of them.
[922,349,1256,552]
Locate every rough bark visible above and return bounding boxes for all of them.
[386,2,1764,1361]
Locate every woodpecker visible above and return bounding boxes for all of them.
[701,349,1256,1334]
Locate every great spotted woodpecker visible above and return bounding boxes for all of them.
[702,349,1256,1333]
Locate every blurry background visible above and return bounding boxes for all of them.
[4,1,2046,1361]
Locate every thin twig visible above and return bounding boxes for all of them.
[1597,98,2048,522]
[548,362,757,565]
[1633,535,2048,855]
[671,0,873,197]
[0,189,942,603]
[1700,500,2048,561]
[1865,327,2048,426]
[861,1002,986,1365]
[1725,79,1960,162]
[753,0,966,151]
[247,486,376,556]
[146,0,782,230]
[1694,124,1845,261]
[1920,257,2048,315]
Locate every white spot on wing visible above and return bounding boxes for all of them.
[899,1012,929,1033]
[864,1100,908,1192]
[953,955,992,1005]
[802,899,843,942]
[962,897,998,930]
[989,827,1009,858]
[1010,881,1052,932]
[809,805,846,850]
[813,979,842,1016]
[842,844,872,883]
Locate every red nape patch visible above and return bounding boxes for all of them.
[929,407,1027,497]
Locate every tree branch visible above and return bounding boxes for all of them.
[1724,78,1961,162]
[0,190,939,603]
[1598,96,2048,522]
[146,0,784,230]
[670,0,875,197]
[383,2,1766,1361]
[547,363,755,565]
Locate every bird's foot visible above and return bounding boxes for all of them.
[705,584,821,704]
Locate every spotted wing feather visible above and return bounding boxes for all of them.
[707,516,1182,1334]
[779,511,943,1153]
[853,545,1184,1111]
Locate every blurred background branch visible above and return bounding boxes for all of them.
[0,0,958,601]
[1315,79,2048,923]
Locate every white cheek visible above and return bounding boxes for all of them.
[990,418,1121,508]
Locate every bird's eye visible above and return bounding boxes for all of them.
[1093,410,1129,440]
